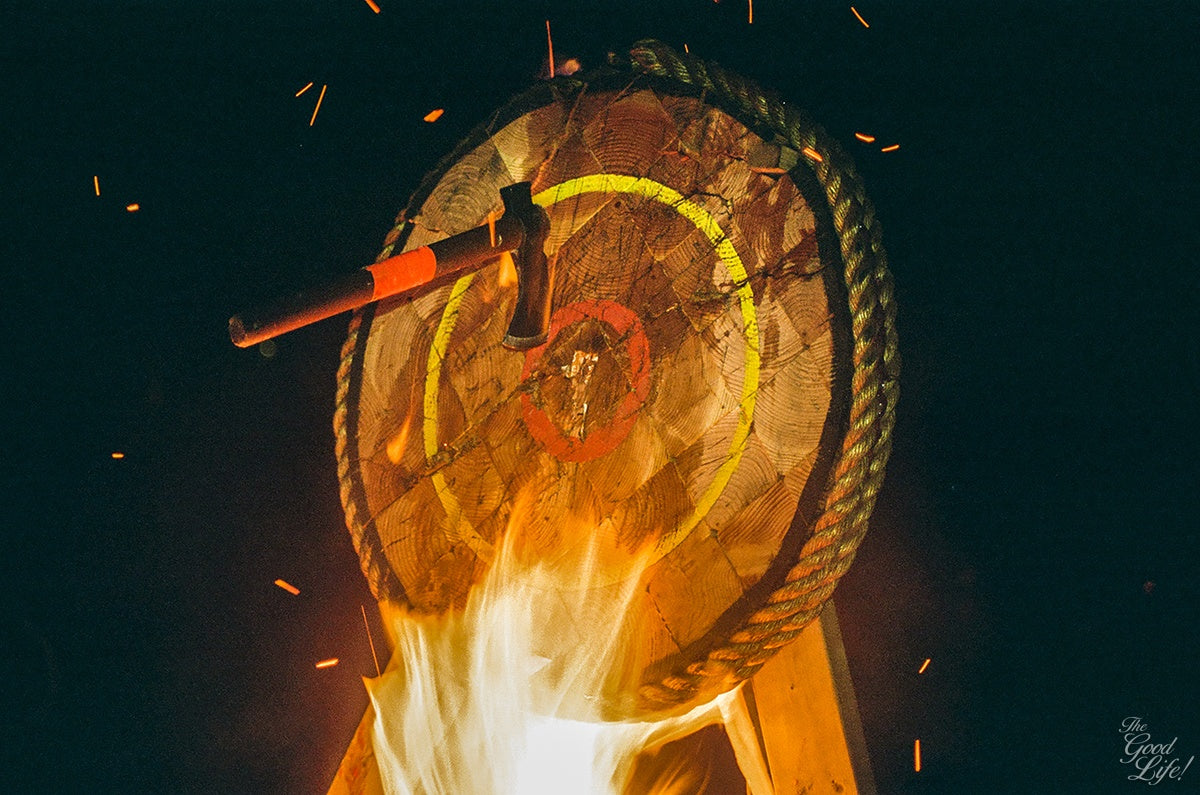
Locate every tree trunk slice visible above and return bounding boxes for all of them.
[336,75,852,718]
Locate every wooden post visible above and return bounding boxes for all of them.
[734,601,876,794]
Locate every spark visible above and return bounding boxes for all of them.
[748,0,753,24]
[363,0,381,13]
[309,84,327,127]
[295,81,314,97]
[423,108,444,123]
[125,203,140,212]
[683,43,689,53]
[914,739,922,771]
[110,452,125,460]
[918,657,931,674]
[487,210,497,247]
[274,579,300,596]
[315,657,340,669]
[854,132,876,143]
[851,6,870,28]
[93,175,100,196]
[802,146,824,162]
[546,19,555,78]
[881,143,900,152]
[362,604,382,677]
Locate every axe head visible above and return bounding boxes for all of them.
[499,182,552,350]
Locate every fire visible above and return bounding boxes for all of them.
[365,500,736,793]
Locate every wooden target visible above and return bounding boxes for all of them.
[334,51,895,719]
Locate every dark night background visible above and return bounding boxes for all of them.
[3,1,1198,792]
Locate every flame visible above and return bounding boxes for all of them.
[365,497,735,793]
[497,251,518,288]
[386,414,414,464]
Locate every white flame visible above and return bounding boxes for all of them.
[366,524,733,793]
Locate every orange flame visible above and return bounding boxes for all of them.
[386,414,414,464]
[366,496,737,792]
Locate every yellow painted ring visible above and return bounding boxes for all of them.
[422,174,760,567]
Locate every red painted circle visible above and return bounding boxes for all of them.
[520,300,651,462]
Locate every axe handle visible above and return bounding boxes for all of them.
[228,216,525,348]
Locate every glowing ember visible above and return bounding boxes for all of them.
[110,451,125,460]
[802,146,824,162]
[309,84,327,127]
[93,175,100,196]
[295,81,314,97]
[423,108,444,123]
[363,0,381,13]
[546,20,555,78]
[854,132,876,143]
[914,738,922,771]
[851,6,870,28]
[125,203,140,212]
[918,657,931,674]
[316,657,340,669]
[366,514,736,793]
[274,578,301,596]
[881,143,900,152]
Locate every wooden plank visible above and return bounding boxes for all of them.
[744,601,875,794]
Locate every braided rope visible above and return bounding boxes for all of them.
[626,40,899,709]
